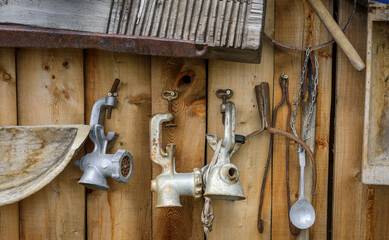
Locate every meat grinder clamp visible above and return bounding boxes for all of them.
[75,96,134,190]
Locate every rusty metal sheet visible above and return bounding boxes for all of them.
[0,25,208,58]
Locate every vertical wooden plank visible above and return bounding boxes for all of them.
[272,0,303,238]
[303,0,333,239]
[0,48,18,240]
[151,57,206,240]
[308,45,332,239]
[333,2,389,239]
[84,50,151,240]
[332,2,368,239]
[207,63,273,240]
[17,48,85,240]
[272,0,333,238]
[372,185,389,238]
[207,0,274,236]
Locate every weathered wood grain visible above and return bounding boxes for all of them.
[0,48,16,126]
[109,0,265,51]
[361,7,389,237]
[0,0,267,51]
[271,0,333,238]
[0,48,18,240]
[0,0,112,33]
[207,64,273,239]
[17,48,85,240]
[207,0,274,236]
[151,57,206,240]
[362,9,389,184]
[302,0,333,239]
[85,50,151,240]
[272,0,304,238]
[0,0,267,63]
[332,2,370,239]
[0,125,90,206]
[307,48,332,239]
[333,1,389,239]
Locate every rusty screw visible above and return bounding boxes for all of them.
[162,90,179,127]
[216,89,233,125]
[107,78,120,119]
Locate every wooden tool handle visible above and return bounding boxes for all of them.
[260,83,271,128]
[254,83,271,128]
[308,0,365,71]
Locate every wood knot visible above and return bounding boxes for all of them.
[62,61,69,67]
[2,72,11,81]
[319,52,333,58]
[62,90,70,99]
[175,70,195,90]
[190,99,206,115]
[128,96,144,104]
[354,172,362,182]
[240,121,247,126]
[316,138,328,148]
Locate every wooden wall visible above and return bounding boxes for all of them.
[0,0,387,239]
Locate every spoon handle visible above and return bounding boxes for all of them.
[299,151,305,199]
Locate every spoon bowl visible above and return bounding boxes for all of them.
[289,198,316,229]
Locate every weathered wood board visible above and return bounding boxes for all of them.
[0,47,18,240]
[207,61,273,240]
[0,0,267,63]
[0,0,112,33]
[17,48,86,240]
[85,50,152,240]
[362,2,389,185]
[0,125,90,206]
[271,0,333,239]
[207,0,273,234]
[332,1,371,239]
[0,0,387,237]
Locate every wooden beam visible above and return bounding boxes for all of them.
[0,48,18,240]
[151,57,206,240]
[17,48,85,240]
[84,50,152,240]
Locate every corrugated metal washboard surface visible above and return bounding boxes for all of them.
[0,0,266,63]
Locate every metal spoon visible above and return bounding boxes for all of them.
[289,150,316,229]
